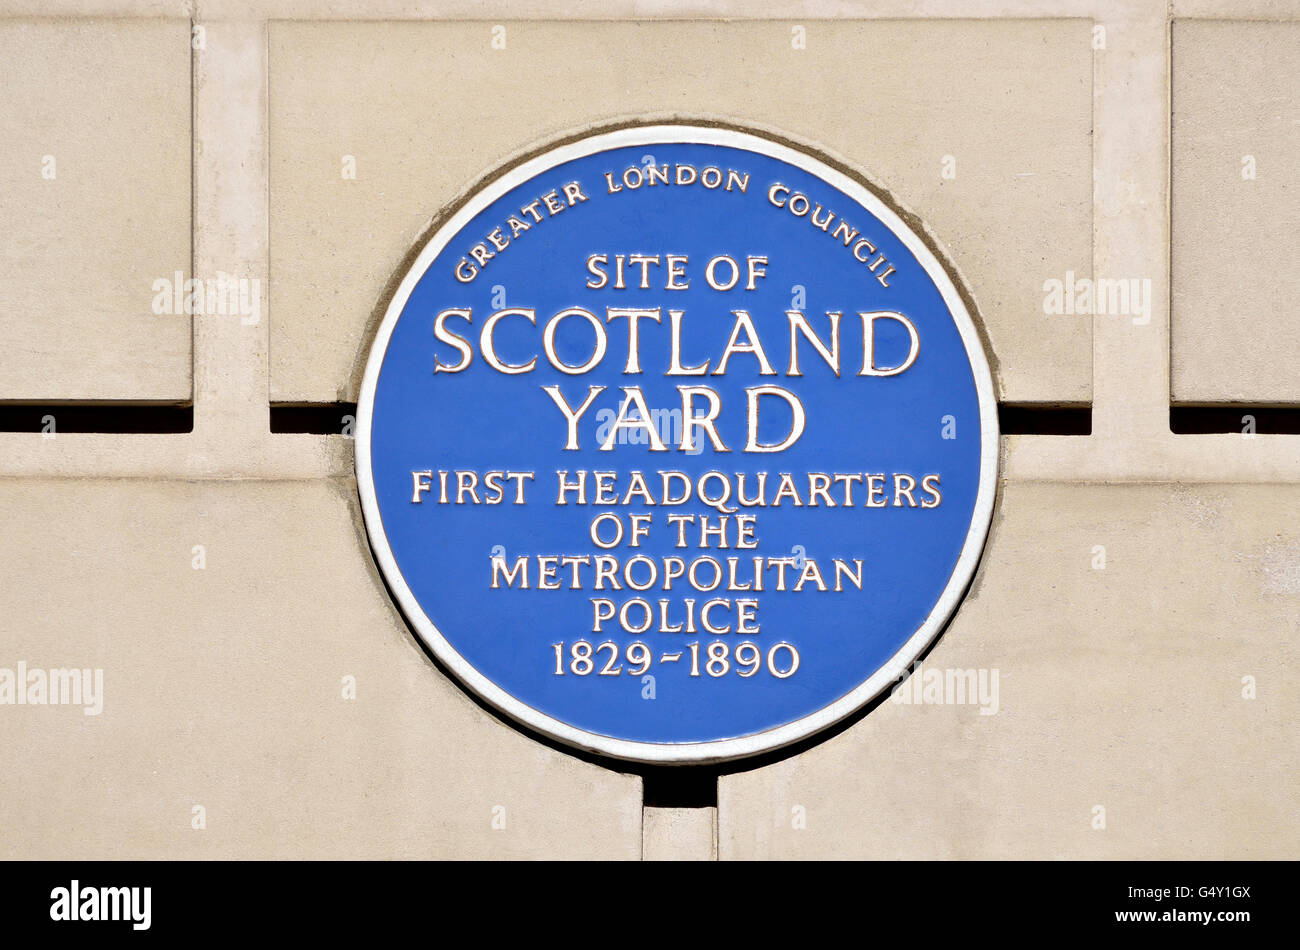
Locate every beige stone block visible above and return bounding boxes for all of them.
[0,19,192,402]
[643,807,717,860]
[268,18,1092,405]
[719,481,1300,859]
[1172,19,1300,404]
[0,478,641,859]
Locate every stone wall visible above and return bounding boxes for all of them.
[1,0,1295,860]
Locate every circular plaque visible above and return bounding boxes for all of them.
[356,124,998,763]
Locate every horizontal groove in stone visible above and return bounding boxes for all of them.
[0,404,193,434]
[271,402,1098,437]
[270,403,358,435]
[641,767,718,809]
[1170,406,1300,435]
[998,405,1091,436]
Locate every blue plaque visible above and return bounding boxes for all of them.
[356,125,997,763]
